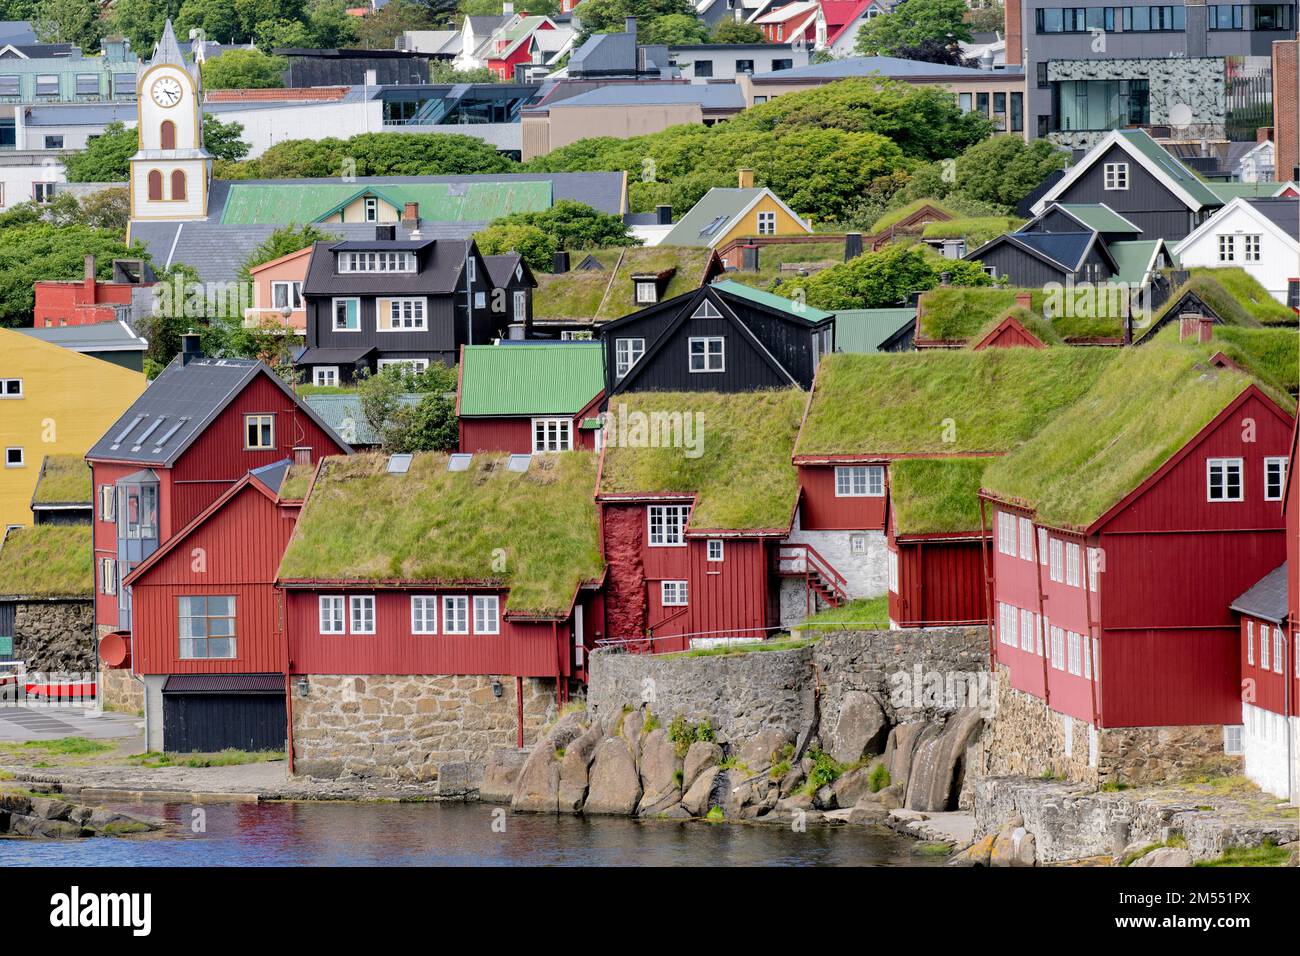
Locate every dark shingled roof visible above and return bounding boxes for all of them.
[1246,197,1299,240]
[1009,231,1094,271]
[301,238,469,295]
[249,458,292,495]
[1230,562,1289,624]
[163,673,285,693]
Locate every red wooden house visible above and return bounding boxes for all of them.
[597,389,809,652]
[456,343,604,455]
[981,343,1294,753]
[485,16,556,80]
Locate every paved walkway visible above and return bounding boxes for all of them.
[0,705,142,742]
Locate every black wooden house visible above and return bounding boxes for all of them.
[598,279,834,395]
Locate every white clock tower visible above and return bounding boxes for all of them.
[130,20,211,221]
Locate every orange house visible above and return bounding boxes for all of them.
[244,246,311,335]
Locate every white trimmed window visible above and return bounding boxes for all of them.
[1103,162,1128,190]
[1038,527,1049,565]
[1000,603,1017,647]
[1086,547,1101,592]
[5,447,24,468]
[377,358,429,375]
[350,595,375,634]
[0,378,22,398]
[1207,457,1243,501]
[1020,609,1034,652]
[1217,235,1236,261]
[98,484,115,521]
[887,549,898,592]
[1051,626,1065,670]
[244,414,274,450]
[1083,634,1092,679]
[99,557,117,596]
[688,336,725,373]
[615,338,644,378]
[271,280,303,310]
[835,465,884,497]
[707,539,724,562]
[635,281,657,304]
[338,250,416,273]
[443,596,469,634]
[996,512,1015,556]
[757,210,776,235]
[1049,537,1063,583]
[313,366,339,387]
[648,504,689,546]
[319,595,345,634]
[1264,457,1286,501]
[1018,517,1034,560]
[662,580,689,606]
[1274,627,1284,675]
[1261,622,1270,669]
[474,595,500,634]
[1039,617,1048,656]
[411,596,438,634]
[1247,620,1254,665]
[381,298,427,331]
[514,290,527,320]
[1065,542,1081,587]
[532,418,572,453]
[332,298,360,331]
[1243,234,1261,261]
[1067,631,1082,676]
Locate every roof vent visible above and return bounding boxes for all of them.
[507,454,531,472]
[387,453,413,474]
[448,453,473,472]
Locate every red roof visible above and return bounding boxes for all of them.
[204,87,351,103]
[823,0,878,46]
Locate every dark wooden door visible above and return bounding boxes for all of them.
[162,692,286,753]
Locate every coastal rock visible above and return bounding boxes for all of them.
[904,708,984,812]
[435,761,483,799]
[990,825,1036,867]
[681,767,721,817]
[621,710,644,767]
[558,724,603,813]
[848,799,889,824]
[826,691,887,765]
[736,728,794,773]
[1130,847,1193,868]
[583,737,641,815]
[636,729,682,816]
[511,711,588,813]
[711,769,748,820]
[883,722,927,793]
[682,741,722,793]
[479,748,528,803]
[831,765,879,808]
[950,834,997,866]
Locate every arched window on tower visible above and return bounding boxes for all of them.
[160,120,175,150]
[171,170,186,202]
[147,170,163,201]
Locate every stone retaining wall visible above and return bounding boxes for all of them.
[12,599,94,672]
[290,674,557,782]
[99,668,144,715]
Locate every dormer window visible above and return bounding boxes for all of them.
[338,251,416,273]
[635,281,657,304]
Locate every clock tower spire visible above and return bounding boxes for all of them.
[129,20,211,221]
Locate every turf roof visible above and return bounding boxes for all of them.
[890,457,990,534]
[0,525,92,598]
[278,452,603,616]
[1185,268,1297,325]
[1137,272,1260,342]
[459,344,605,416]
[599,388,805,532]
[795,348,1113,457]
[966,306,1064,348]
[982,340,1280,530]
[532,246,717,324]
[921,216,1022,248]
[278,463,315,501]
[32,455,91,505]
[871,198,962,233]
[917,286,1047,341]
[1211,327,1300,395]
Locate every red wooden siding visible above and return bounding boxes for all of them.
[1100,628,1241,726]
[459,415,598,455]
[1238,616,1293,716]
[973,319,1045,350]
[1287,422,1298,637]
[890,537,988,627]
[797,464,887,531]
[90,462,175,629]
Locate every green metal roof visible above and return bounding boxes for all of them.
[661,188,768,247]
[832,307,915,353]
[1205,182,1291,203]
[1117,130,1223,209]
[1107,239,1163,285]
[459,344,605,417]
[220,181,554,225]
[713,279,832,323]
[1054,204,1141,234]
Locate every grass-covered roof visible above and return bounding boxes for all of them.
[966,306,1064,348]
[1137,272,1260,341]
[891,457,991,534]
[532,246,717,324]
[922,216,1023,248]
[982,339,1286,530]
[32,455,91,505]
[0,525,92,597]
[1212,327,1299,395]
[917,286,1047,341]
[599,389,805,532]
[796,348,1113,458]
[278,463,315,501]
[1185,268,1296,326]
[870,198,963,233]
[716,241,845,291]
[278,452,603,616]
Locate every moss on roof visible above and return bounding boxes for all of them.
[1184,268,1296,326]
[966,306,1064,348]
[717,241,846,291]
[532,246,716,324]
[0,525,92,598]
[599,389,805,532]
[1138,273,1260,342]
[1212,327,1300,395]
[891,457,991,534]
[918,286,1047,341]
[870,198,962,233]
[278,452,603,616]
[278,463,314,501]
[32,455,91,505]
[982,340,1281,530]
[795,348,1113,457]
[921,216,1023,247]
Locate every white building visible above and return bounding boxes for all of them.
[0,150,65,209]
[1173,196,1300,306]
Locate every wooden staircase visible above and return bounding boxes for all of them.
[774,543,850,615]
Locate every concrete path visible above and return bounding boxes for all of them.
[0,705,142,742]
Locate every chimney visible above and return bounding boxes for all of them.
[83,254,96,303]
[1179,314,1213,343]
[741,244,759,272]
[656,204,672,225]
[180,331,202,365]
[503,0,514,12]
[737,168,755,189]
[939,271,952,286]
[625,16,637,40]
[553,250,570,273]
[292,446,313,466]
[1258,126,1274,144]
[402,202,420,228]
[1014,292,1033,309]
[844,232,863,261]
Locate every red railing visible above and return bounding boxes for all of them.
[774,542,849,608]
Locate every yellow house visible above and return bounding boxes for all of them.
[0,327,146,529]
[660,170,814,249]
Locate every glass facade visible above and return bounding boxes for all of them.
[1052,79,1149,131]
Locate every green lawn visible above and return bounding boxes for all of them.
[793,596,889,629]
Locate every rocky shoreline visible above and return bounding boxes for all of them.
[0,790,163,840]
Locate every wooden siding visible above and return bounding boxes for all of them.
[1100,628,1241,727]
[976,241,1072,288]
[974,319,1045,350]
[890,537,989,627]
[798,465,887,531]
[90,461,174,630]
[1239,616,1293,716]
[163,691,286,753]
[1052,142,1203,240]
[458,415,598,455]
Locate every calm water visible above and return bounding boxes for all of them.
[4,800,936,867]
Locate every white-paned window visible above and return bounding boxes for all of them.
[313,367,339,387]
[1086,547,1101,592]
[835,465,884,497]
[1103,162,1128,190]
[662,580,689,606]
[339,251,416,273]
[411,596,438,634]
[1051,627,1066,670]
[319,596,345,634]
[5,447,24,468]
[1207,457,1243,501]
[1067,631,1081,675]
[1247,620,1254,665]
[350,595,375,634]
[532,418,572,453]
[1020,609,1034,652]
[332,297,360,331]
[1038,527,1049,565]
[1217,235,1236,261]
[707,539,724,562]
[443,596,469,634]
[383,298,427,331]
[996,512,1015,556]
[1264,457,1286,501]
[1039,617,1048,656]
[887,549,898,592]
[1065,542,1081,587]
[757,210,776,235]
[99,557,117,596]
[474,595,500,634]
[514,290,527,320]
[98,484,115,521]
[271,281,303,310]
[0,378,22,398]
[1261,623,1270,669]
[1243,234,1261,261]
[377,358,429,375]
[1273,627,1284,675]
[615,338,644,378]
[688,336,725,373]
[635,281,657,304]
[648,504,689,546]
[1018,517,1034,560]
[1082,632,1092,678]
[1049,537,1063,583]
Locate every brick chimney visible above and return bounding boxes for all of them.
[738,168,755,189]
[1004,0,1022,66]
[1014,291,1033,309]
[402,202,420,228]
[1179,314,1213,343]
[83,254,96,304]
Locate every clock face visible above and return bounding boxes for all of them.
[151,77,183,108]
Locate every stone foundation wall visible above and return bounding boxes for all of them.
[12,599,94,672]
[99,667,144,715]
[782,516,889,601]
[291,674,557,782]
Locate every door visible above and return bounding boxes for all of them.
[163,692,287,753]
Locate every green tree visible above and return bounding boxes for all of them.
[491,199,638,249]
[33,0,104,47]
[776,243,991,311]
[641,13,709,45]
[351,0,435,49]
[64,116,249,181]
[711,19,764,43]
[0,223,148,325]
[176,0,241,42]
[385,392,459,452]
[108,0,173,51]
[201,47,287,88]
[473,223,557,273]
[202,114,253,161]
[968,1,1005,32]
[220,130,514,178]
[855,0,971,56]
[575,0,699,39]
[237,223,338,287]
[234,0,303,40]
[953,134,1068,208]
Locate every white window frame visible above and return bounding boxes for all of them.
[1247,619,1254,665]
[614,338,645,379]
[473,595,500,635]
[1242,234,1261,261]
[4,447,23,468]
[1273,627,1284,676]
[531,417,573,453]
[1206,457,1243,502]
[757,210,777,235]
[706,539,724,562]
[513,290,527,320]
[661,580,689,606]
[332,297,360,331]
[338,251,416,274]
[1067,631,1081,675]
[411,596,438,635]
[99,557,117,596]
[0,378,22,399]
[997,512,1016,556]
[1103,162,1129,190]
[1264,456,1286,501]
[1037,527,1049,565]
[1065,541,1081,587]
[834,465,884,498]
[1217,234,1235,262]
[1018,516,1034,560]
[1049,537,1063,583]
[887,549,899,593]
[647,504,689,547]
[364,196,379,223]
[98,484,115,522]
[271,280,303,311]
[688,336,725,373]
[319,595,345,634]
[377,358,429,375]
[313,366,339,388]
[382,297,427,331]
[443,595,469,634]
[1086,546,1100,593]
[635,281,657,304]
[349,595,375,634]
[1261,621,1270,669]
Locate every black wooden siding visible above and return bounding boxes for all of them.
[977,243,1072,288]
[163,691,287,753]
[1052,143,1207,240]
